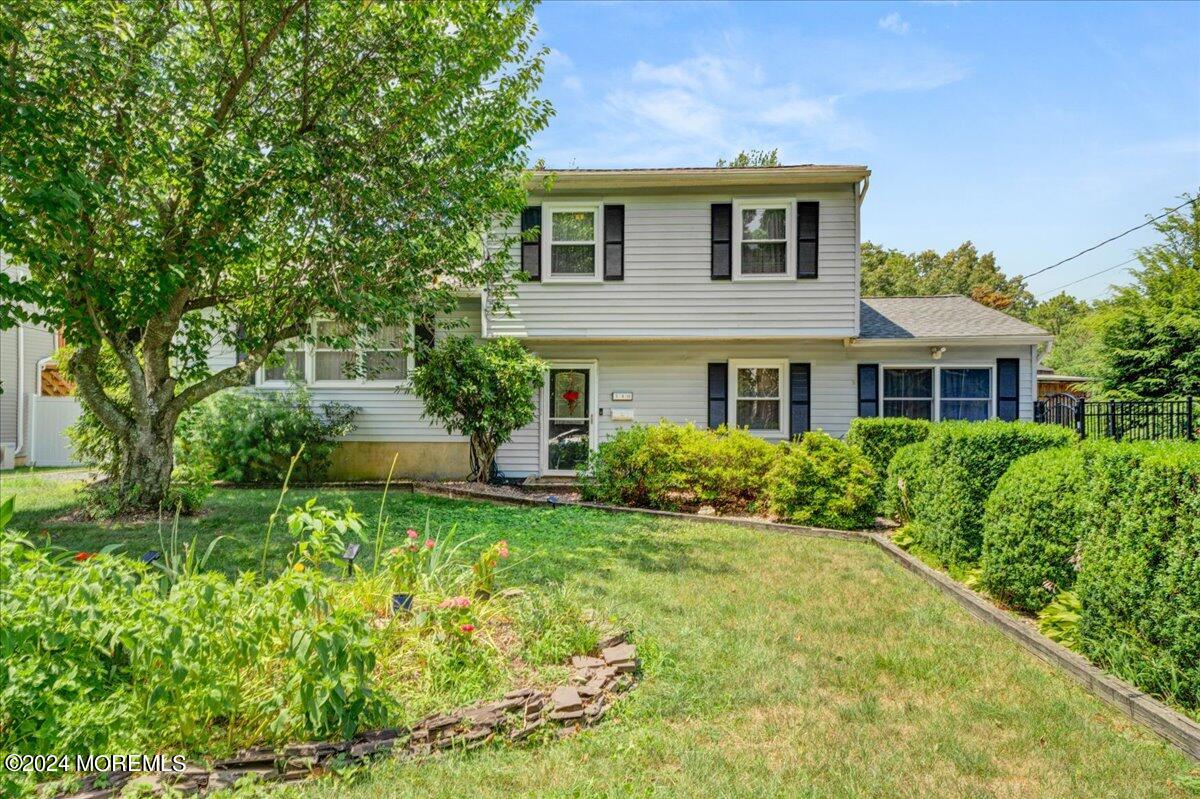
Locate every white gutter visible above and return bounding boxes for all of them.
[845,334,1054,347]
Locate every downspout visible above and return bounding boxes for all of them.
[13,323,24,455]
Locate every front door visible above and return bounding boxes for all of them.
[543,363,597,475]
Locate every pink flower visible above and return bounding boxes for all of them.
[438,595,471,609]
[407,529,418,540]
[460,624,475,634]
[424,539,435,549]
[498,540,509,559]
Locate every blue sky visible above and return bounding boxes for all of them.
[529,1,1200,302]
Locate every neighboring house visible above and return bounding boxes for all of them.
[217,164,1052,480]
[0,256,77,468]
[1037,368,1092,399]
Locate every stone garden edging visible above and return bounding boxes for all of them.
[56,636,638,798]
[868,534,1200,761]
[411,480,1200,761]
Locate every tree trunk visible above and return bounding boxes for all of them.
[469,433,495,483]
[115,417,177,511]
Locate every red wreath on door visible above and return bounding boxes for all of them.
[561,388,581,415]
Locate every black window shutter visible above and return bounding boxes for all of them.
[796,201,819,278]
[520,206,541,281]
[707,362,728,429]
[603,205,624,281]
[997,358,1019,421]
[414,322,436,367]
[711,203,732,280]
[789,363,811,438]
[857,364,879,417]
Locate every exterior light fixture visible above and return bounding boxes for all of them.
[930,346,946,360]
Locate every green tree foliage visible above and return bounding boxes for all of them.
[1092,196,1200,398]
[0,1,550,511]
[861,241,1036,316]
[1027,292,1091,335]
[410,337,544,482]
[715,148,780,168]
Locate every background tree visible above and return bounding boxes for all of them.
[1092,195,1199,398]
[861,241,1035,316]
[0,1,550,511]
[1027,292,1090,335]
[410,337,544,482]
[716,148,780,168]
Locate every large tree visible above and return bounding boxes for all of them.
[861,241,1036,317]
[1092,195,1199,398]
[0,1,550,510]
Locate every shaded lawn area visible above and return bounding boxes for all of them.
[3,472,1196,797]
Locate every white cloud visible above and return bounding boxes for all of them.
[563,75,583,93]
[878,12,910,35]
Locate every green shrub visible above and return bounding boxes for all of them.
[190,386,358,483]
[762,431,876,530]
[978,446,1087,612]
[883,441,932,524]
[846,417,931,508]
[908,421,1075,567]
[1075,441,1200,710]
[578,422,773,513]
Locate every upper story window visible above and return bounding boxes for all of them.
[729,359,787,434]
[543,203,602,281]
[733,199,794,280]
[260,321,412,387]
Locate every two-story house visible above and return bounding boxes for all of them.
[216,164,1052,481]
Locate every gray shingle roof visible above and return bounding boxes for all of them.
[859,296,1050,340]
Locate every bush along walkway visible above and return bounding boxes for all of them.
[55,636,638,798]
[412,480,1200,762]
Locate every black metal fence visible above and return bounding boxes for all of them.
[1035,393,1197,441]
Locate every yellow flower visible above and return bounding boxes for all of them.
[293,563,305,572]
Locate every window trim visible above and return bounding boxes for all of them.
[881,366,935,421]
[877,364,997,422]
[257,320,416,389]
[728,359,789,437]
[541,202,603,283]
[938,365,996,422]
[732,198,795,281]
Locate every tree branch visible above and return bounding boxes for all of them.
[68,345,132,437]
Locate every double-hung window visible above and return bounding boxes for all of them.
[543,203,602,281]
[262,339,306,384]
[882,368,933,420]
[729,360,786,434]
[733,199,793,279]
[940,368,991,421]
[259,321,412,387]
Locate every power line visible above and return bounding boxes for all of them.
[1035,256,1138,297]
[1023,196,1198,280]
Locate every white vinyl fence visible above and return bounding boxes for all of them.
[27,395,82,467]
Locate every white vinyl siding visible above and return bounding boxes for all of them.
[494,340,1034,477]
[488,184,858,339]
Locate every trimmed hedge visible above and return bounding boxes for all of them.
[907,421,1075,566]
[578,422,774,513]
[978,446,1087,612]
[883,441,931,524]
[846,417,930,509]
[763,431,876,530]
[1075,442,1200,709]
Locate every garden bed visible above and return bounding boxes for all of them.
[54,637,639,798]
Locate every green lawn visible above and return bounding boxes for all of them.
[3,472,1196,798]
